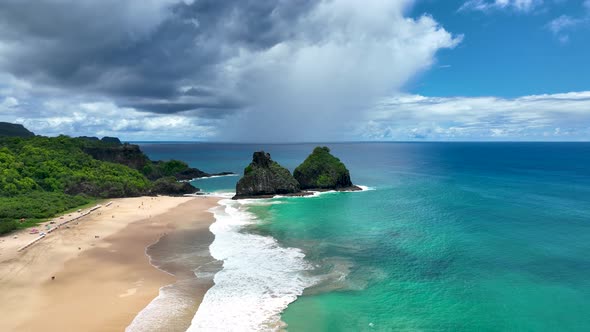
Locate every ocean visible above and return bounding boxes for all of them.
[136,142,590,331]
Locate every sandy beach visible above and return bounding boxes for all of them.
[0,196,220,332]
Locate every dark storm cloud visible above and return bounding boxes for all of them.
[127,98,244,117]
[176,0,316,49]
[0,0,471,142]
[183,87,215,97]
[0,0,317,114]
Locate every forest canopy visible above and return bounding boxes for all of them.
[0,134,207,234]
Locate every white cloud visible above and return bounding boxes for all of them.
[13,101,217,141]
[0,95,20,117]
[459,0,543,12]
[5,89,590,141]
[546,11,589,43]
[547,15,583,34]
[359,91,590,141]
[217,0,462,141]
[0,96,18,109]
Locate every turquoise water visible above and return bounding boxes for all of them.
[139,142,590,331]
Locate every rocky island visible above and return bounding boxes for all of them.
[233,147,361,199]
[233,151,301,199]
[294,146,361,191]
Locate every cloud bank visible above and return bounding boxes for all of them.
[0,0,588,141]
[0,0,461,141]
[362,92,590,141]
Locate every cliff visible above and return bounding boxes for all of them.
[101,136,122,145]
[233,151,300,199]
[0,122,35,137]
[83,143,150,170]
[294,146,359,190]
[81,139,229,181]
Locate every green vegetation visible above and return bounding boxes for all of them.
[0,192,101,231]
[0,192,91,219]
[144,160,191,179]
[0,136,151,198]
[0,133,203,234]
[293,146,353,189]
[0,220,17,234]
[0,192,94,234]
[234,151,300,198]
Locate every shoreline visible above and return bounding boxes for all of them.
[232,185,365,200]
[0,196,220,332]
[188,197,313,331]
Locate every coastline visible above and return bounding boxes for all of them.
[0,196,220,332]
[188,197,313,331]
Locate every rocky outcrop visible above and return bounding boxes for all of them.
[81,138,233,182]
[294,146,359,190]
[101,136,122,145]
[151,177,199,196]
[175,169,234,181]
[83,144,150,170]
[78,136,100,141]
[0,122,35,137]
[174,167,209,181]
[233,151,300,199]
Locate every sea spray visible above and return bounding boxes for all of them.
[187,199,315,331]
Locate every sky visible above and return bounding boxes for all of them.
[0,0,589,142]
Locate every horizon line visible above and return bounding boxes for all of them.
[126,140,590,144]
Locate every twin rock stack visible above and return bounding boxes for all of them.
[233,147,360,199]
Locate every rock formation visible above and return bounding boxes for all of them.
[83,143,150,170]
[0,122,35,137]
[294,146,359,190]
[151,177,199,196]
[233,151,300,199]
[100,136,122,145]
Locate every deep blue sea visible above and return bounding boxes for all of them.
[137,142,590,331]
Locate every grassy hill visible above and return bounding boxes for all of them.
[0,130,221,234]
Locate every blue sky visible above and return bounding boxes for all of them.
[0,0,589,141]
[410,0,590,97]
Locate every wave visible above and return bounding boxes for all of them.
[274,184,374,199]
[187,199,315,331]
[197,173,239,180]
[357,185,374,191]
[179,173,239,183]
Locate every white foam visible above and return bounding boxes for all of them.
[198,173,239,179]
[187,199,314,331]
[274,184,373,200]
[126,283,193,332]
[357,185,374,191]
[203,192,235,199]
[179,173,239,182]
